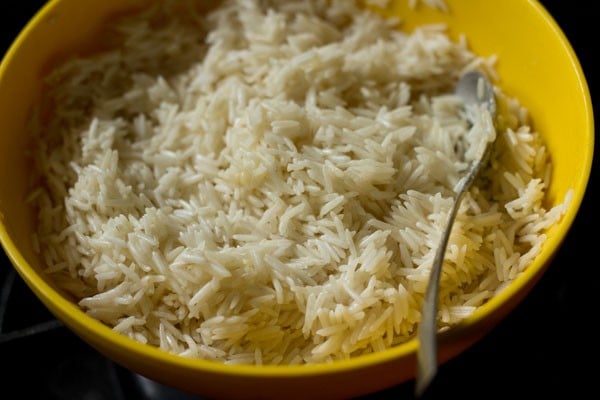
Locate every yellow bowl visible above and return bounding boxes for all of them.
[0,0,593,399]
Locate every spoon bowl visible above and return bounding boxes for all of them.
[455,70,497,117]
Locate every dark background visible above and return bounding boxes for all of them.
[1,1,597,399]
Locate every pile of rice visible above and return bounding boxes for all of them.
[28,0,571,365]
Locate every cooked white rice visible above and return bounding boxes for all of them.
[28,0,571,365]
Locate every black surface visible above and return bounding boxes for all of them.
[1,1,597,399]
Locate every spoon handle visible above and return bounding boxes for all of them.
[414,148,489,396]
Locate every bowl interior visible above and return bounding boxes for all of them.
[0,0,593,398]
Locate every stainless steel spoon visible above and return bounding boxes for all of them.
[415,70,497,397]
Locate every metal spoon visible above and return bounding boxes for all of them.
[415,70,497,397]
